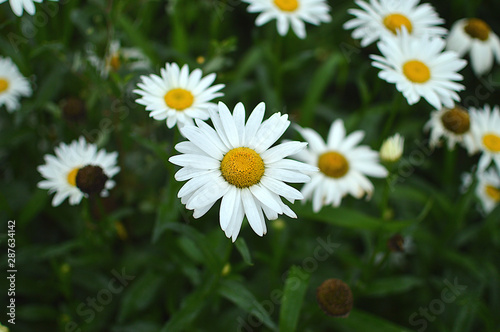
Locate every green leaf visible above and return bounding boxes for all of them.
[279,266,310,332]
[18,189,49,228]
[360,276,422,297]
[295,204,413,232]
[161,274,218,332]
[217,279,278,331]
[118,271,164,322]
[152,179,181,243]
[336,309,412,332]
[234,238,253,266]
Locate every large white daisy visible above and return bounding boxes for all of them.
[446,18,500,76]
[0,56,32,112]
[242,0,331,39]
[0,0,58,16]
[37,137,120,207]
[424,105,476,153]
[169,102,317,241]
[469,104,500,172]
[293,119,388,212]
[133,63,224,129]
[343,0,446,47]
[476,167,500,214]
[370,29,467,110]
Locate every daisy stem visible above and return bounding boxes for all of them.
[443,148,456,192]
[273,36,284,106]
[380,93,403,145]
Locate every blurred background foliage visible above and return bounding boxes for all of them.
[1,0,500,331]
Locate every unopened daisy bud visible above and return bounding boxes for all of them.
[75,165,108,195]
[0,323,9,332]
[221,263,231,276]
[316,278,353,318]
[61,97,87,122]
[387,234,405,252]
[380,133,404,163]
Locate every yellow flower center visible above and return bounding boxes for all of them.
[220,147,265,188]
[67,167,80,187]
[403,60,431,83]
[464,18,490,41]
[164,88,194,111]
[485,185,500,202]
[274,0,299,12]
[441,106,470,134]
[383,13,413,34]
[483,133,500,152]
[109,54,121,71]
[0,78,9,93]
[318,151,349,178]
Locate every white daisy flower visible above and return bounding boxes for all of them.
[476,167,500,214]
[0,0,58,16]
[370,28,467,110]
[380,133,404,162]
[169,101,317,242]
[134,63,224,129]
[446,18,500,76]
[424,105,476,153]
[293,119,388,212]
[343,0,446,47]
[469,105,500,172]
[242,0,331,39]
[0,56,32,112]
[37,137,120,207]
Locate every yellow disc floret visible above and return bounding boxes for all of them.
[274,0,299,12]
[383,13,413,34]
[483,133,500,152]
[464,18,490,41]
[485,185,500,202]
[403,60,431,83]
[67,167,80,187]
[164,88,194,111]
[220,147,265,188]
[318,151,349,178]
[0,78,9,93]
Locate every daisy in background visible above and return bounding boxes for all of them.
[380,133,404,163]
[343,0,446,47]
[0,0,58,16]
[0,57,32,112]
[447,18,500,76]
[475,167,500,214]
[293,119,388,212]
[169,102,317,241]
[469,105,500,172]
[242,0,331,39]
[424,105,476,154]
[371,28,467,110]
[38,137,120,207]
[134,63,224,129]
[87,40,150,78]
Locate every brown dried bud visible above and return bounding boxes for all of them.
[76,165,108,195]
[61,97,87,122]
[387,234,405,252]
[316,278,353,317]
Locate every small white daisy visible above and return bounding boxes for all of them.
[37,137,120,207]
[242,0,331,39]
[293,119,388,212]
[446,18,500,76]
[469,105,500,172]
[343,0,446,47]
[169,101,317,241]
[370,28,467,110]
[134,63,224,129]
[424,105,476,153]
[380,133,404,162]
[0,56,32,112]
[0,0,58,16]
[476,167,500,214]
